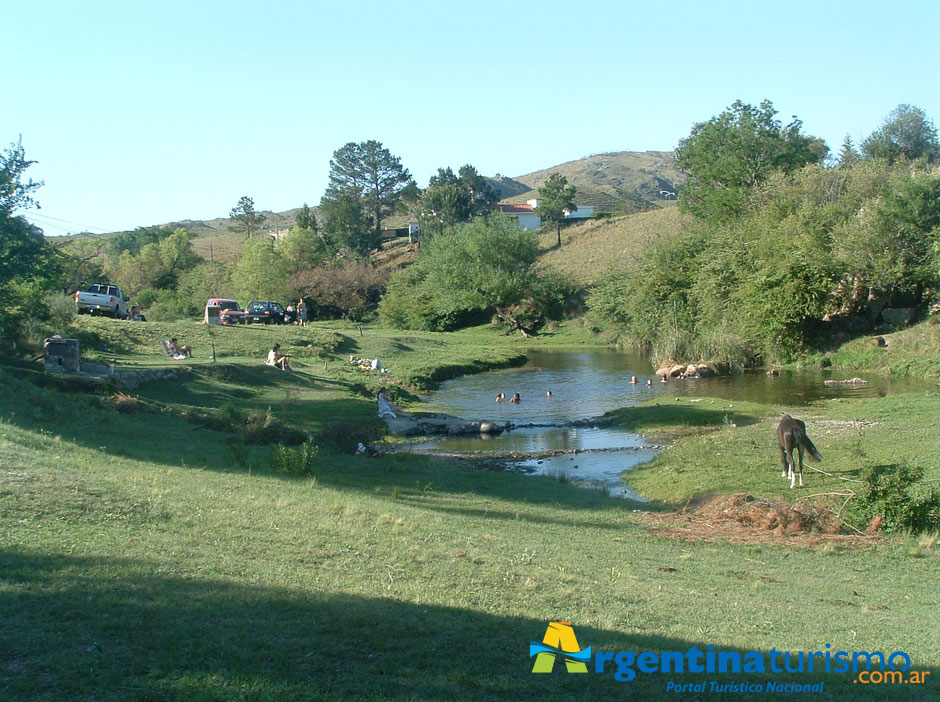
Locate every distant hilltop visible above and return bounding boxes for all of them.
[493,150,683,212]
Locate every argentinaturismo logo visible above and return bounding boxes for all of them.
[530,622,592,674]
[527,623,930,691]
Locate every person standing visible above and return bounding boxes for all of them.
[297,298,308,328]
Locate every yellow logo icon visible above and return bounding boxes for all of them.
[530,622,591,673]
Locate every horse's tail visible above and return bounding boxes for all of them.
[796,427,822,462]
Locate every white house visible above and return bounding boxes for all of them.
[496,198,594,230]
[495,202,541,230]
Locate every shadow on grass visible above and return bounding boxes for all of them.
[1,369,637,517]
[3,549,933,702]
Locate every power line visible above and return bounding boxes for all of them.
[24,212,113,233]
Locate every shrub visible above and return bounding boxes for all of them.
[844,462,940,532]
[270,440,320,476]
[244,407,307,445]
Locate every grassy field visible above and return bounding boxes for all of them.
[610,393,940,508]
[2,317,938,700]
[536,207,688,286]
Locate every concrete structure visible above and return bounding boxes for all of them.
[44,337,80,373]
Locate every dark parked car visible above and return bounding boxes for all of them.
[245,300,287,324]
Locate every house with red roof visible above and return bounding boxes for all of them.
[495,198,595,230]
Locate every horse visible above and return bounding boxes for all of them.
[776,414,822,488]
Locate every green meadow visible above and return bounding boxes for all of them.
[2,317,938,701]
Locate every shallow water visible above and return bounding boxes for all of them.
[412,347,930,497]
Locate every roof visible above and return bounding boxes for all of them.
[495,203,536,214]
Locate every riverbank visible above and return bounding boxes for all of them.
[2,318,938,700]
[610,393,940,529]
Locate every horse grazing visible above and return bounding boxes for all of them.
[776,414,822,488]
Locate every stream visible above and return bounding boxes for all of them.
[404,348,926,498]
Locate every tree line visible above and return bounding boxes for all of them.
[0,135,583,346]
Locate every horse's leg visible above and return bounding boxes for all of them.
[796,445,804,487]
[786,438,797,489]
[779,443,789,479]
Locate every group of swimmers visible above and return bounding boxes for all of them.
[630,375,670,387]
[496,390,554,403]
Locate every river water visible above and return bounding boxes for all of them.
[406,348,925,498]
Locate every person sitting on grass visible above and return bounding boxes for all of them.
[266,343,291,371]
[377,389,411,419]
[169,338,192,358]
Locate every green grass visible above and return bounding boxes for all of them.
[536,208,689,286]
[818,319,940,380]
[2,319,939,700]
[617,394,940,513]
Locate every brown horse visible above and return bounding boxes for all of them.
[776,414,822,488]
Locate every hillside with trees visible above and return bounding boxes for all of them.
[589,100,940,368]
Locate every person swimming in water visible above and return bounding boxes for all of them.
[509,392,520,403]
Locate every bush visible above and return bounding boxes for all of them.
[380,214,574,333]
[244,407,307,445]
[844,462,940,532]
[270,440,320,476]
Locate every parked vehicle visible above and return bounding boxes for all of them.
[74,284,130,318]
[204,298,247,325]
[245,301,287,324]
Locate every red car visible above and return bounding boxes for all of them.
[204,298,247,325]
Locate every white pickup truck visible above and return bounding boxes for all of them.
[74,284,130,319]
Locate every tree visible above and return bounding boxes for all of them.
[458,165,499,216]
[418,164,499,239]
[319,189,376,257]
[294,203,317,231]
[56,237,108,293]
[536,173,577,248]
[108,225,174,257]
[675,99,825,221]
[380,214,572,334]
[0,138,60,345]
[837,135,861,168]
[0,136,42,218]
[292,261,389,322]
[276,224,333,272]
[861,104,939,164]
[321,140,414,238]
[230,196,266,239]
[109,228,202,297]
[233,238,291,302]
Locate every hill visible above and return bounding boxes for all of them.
[503,150,685,213]
[535,207,689,285]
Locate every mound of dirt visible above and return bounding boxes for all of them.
[688,493,841,536]
[638,493,873,547]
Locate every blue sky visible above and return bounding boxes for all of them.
[5,0,939,235]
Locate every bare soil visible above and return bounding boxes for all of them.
[635,492,879,549]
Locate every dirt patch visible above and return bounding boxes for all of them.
[636,493,878,548]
